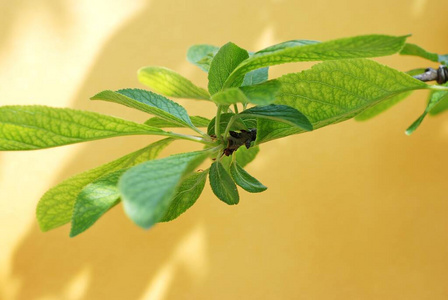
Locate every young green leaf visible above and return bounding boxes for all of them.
[235,145,259,167]
[145,116,211,128]
[211,80,280,106]
[355,91,413,121]
[138,67,210,100]
[230,160,267,193]
[160,170,208,222]
[208,42,249,95]
[256,40,320,54]
[406,86,448,135]
[119,151,209,229]
[428,90,448,115]
[91,89,198,131]
[399,43,448,64]
[240,104,312,132]
[241,67,269,86]
[223,34,409,88]
[0,105,165,151]
[70,169,124,237]
[187,44,219,72]
[211,88,248,105]
[37,138,173,232]
[255,59,430,144]
[209,161,239,205]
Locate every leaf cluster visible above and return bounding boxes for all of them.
[1,34,447,236]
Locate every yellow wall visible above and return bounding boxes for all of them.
[1,0,448,299]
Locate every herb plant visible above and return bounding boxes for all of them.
[1,34,447,237]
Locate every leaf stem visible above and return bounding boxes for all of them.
[215,105,222,138]
[223,114,240,139]
[165,132,212,144]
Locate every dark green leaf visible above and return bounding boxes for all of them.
[223,34,409,88]
[208,42,249,95]
[138,67,210,100]
[240,104,312,132]
[235,145,259,167]
[37,138,173,232]
[145,115,211,128]
[120,151,209,229]
[209,161,239,205]
[91,89,197,130]
[187,44,219,72]
[0,105,165,151]
[160,170,208,222]
[230,160,267,193]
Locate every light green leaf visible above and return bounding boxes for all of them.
[235,145,259,167]
[239,80,281,105]
[138,67,210,100]
[0,105,164,151]
[37,138,173,232]
[241,67,269,86]
[187,44,219,72]
[211,88,248,105]
[240,104,313,132]
[209,161,239,205]
[256,40,320,54]
[256,59,429,144]
[120,151,209,229]
[406,85,448,134]
[429,90,448,115]
[160,170,208,222]
[208,42,249,95]
[230,160,267,193]
[70,169,123,237]
[399,43,448,64]
[223,34,409,89]
[91,89,197,130]
[355,91,413,121]
[145,116,211,128]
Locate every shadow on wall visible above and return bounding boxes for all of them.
[10,1,280,299]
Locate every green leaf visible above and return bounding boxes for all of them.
[256,59,429,144]
[207,113,256,136]
[0,105,165,151]
[256,40,320,54]
[91,89,197,130]
[428,90,448,115]
[230,160,267,193]
[406,85,448,134]
[355,91,413,121]
[138,67,210,100]
[241,67,269,86]
[211,88,248,105]
[235,145,259,167]
[209,161,239,205]
[145,116,210,128]
[119,151,209,229]
[160,170,208,222]
[70,169,123,237]
[399,43,448,64]
[211,80,280,106]
[37,138,173,232]
[208,42,249,95]
[223,34,409,88]
[240,104,313,132]
[187,44,219,72]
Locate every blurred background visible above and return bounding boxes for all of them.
[1,0,448,299]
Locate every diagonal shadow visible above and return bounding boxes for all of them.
[10,0,279,299]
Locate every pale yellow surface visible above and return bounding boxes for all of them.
[1,0,448,299]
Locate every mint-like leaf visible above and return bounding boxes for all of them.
[400,43,448,64]
[37,138,173,232]
[0,105,164,150]
[355,91,413,121]
[224,34,409,88]
[145,116,210,128]
[208,42,249,95]
[160,170,208,222]
[120,151,209,229]
[138,67,210,100]
[187,44,219,72]
[230,160,267,193]
[209,161,239,205]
